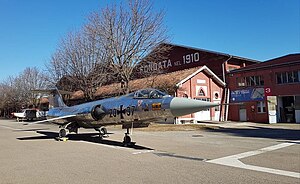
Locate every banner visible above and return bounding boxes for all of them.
[230,88,264,102]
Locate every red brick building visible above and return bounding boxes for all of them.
[227,54,300,123]
[138,43,258,122]
[68,43,261,123]
[175,66,225,123]
[92,43,258,123]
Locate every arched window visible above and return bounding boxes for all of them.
[198,88,205,96]
[214,92,219,99]
[183,94,188,98]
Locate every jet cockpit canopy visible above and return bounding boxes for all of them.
[133,88,168,99]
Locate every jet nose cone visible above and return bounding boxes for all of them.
[170,97,219,117]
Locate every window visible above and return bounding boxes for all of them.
[237,77,246,87]
[282,72,287,83]
[294,71,299,82]
[237,75,264,87]
[258,76,264,86]
[288,72,294,83]
[198,88,205,96]
[276,70,300,84]
[214,92,219,99]
[134,88,167,99]
[249,76,256,86]
[277,73,282,84]
[257,101,266,113]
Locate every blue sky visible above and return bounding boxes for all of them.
[0,0,299,82]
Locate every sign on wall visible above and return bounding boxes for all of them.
[230,88,264,102]
[139,52,200,73]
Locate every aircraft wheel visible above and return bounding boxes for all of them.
[59,128,68,138]
[123,135,131,145]
[100,127,107,135]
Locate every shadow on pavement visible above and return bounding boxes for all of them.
[13,128,50,132]
[204,126,300,140]
[17,130,153,150]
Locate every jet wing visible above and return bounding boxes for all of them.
[23,115,76,125]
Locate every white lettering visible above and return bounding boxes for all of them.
[194,52,200,62]
[158,62,163,70]
[183,52,200,64]
[174,61,181,66]
[167,59,172,67]
[162,60,167,68]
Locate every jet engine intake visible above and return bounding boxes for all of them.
[91,105,106,121]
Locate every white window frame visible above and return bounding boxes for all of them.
[257,101,266,113]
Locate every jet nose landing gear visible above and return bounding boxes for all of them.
[123,128,135,147]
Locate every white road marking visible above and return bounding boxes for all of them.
[78,140,154,154]
[79,140,130,150]
[132,150,154,155]
[207,142,300,178]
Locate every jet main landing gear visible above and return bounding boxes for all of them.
[59,128,68,138]
[56,128,69,141]
[95,127,108,139]
[57,123,79,141]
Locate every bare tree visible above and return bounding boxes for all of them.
[0,77,18,116]
[46,30,110,101]
[0,67,49,116]
[85,0,170,93]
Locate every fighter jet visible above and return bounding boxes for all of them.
[28,88,219,145]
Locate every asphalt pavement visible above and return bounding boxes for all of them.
[0,119,299,184]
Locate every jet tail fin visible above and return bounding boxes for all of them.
[51,89,68,108]
[32,88,72,108]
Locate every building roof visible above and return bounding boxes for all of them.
[177,65,226,87]
[70,65,224,99]
[229,53,300,73]
[94,67,201,98]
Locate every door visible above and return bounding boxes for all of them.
[239,108,247,121]
[194,109,211,121]
[194,98,211,121]
[282,96,295,122]
[214,105,220,121]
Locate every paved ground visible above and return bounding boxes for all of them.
[0,119,299,184]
